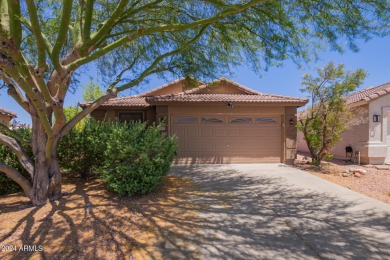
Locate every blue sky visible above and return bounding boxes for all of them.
[1,36,389,124]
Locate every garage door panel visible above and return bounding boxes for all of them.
[201,128,213,137]
[178,141,187,151]
[200,141,213,150]
[186,140,200,150]
[172,128,186,137]
[227,129,240,137]
[241,129,280,137]
[237,141,257,149]
[172,114,282,163]
[239,129,260,137]
[214,129,227,137]
[214,141,228,150]
[187,128,199,137]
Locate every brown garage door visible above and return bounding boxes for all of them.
[171,115,282,163]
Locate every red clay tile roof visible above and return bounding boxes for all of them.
[80,78,308,107]
[345,82,390,105]
[0,107,17,118]
[79,96,149,107]
[146,93,307,103]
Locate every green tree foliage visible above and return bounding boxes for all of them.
[82,80,104,102]
[0,1,389,205]
[297,62,367,167]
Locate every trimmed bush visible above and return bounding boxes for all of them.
[0,127,32,195]
[96,122,177,196]
[58,119,107,178]
[1,120,176,196]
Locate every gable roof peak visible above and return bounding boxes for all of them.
[183,77,262,95]
[140,77,205,97]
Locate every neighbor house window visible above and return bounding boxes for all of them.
[119,112,145,123]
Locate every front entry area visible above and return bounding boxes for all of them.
[171,114,282,163]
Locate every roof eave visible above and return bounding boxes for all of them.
[346,100,368,108]
[146,100,308,106]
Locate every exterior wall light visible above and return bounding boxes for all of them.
[227,102,234,108]
[373,115,380,122]
[289,118,294,125]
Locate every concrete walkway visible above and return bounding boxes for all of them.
[159,164,390,260]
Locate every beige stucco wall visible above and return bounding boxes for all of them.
[365,95,390,164]
[0,114,12,125]
[297,95,390,165]
[143,82,186,96]
[196,81,249,94]
[285,107,298,164]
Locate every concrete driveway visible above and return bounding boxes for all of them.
[158,164,390,259]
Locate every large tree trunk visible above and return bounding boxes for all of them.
[29,114,62,205]
[30,156,49,205]
[30,156,62,205]
[48,151,62,201]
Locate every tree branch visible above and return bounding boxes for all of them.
[3,66,54,139]
[81,0,130,53]
[68,0,267,70]
[0,123,31,148]
[19,16,53,53]
[52,0,74,71]
[82,0,94,40]
[7,0,22,47]
[0,71,30,112]
[0,132,34,178]
[107,52,143,88]
[0,162,32,199]
[0,0,10,34]
[25,0,48,68]
[60,88,118,137]
[117,25,209,91]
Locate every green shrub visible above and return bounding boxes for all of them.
[58,119,108,178]
[0,127,32,195]
[96,122,177,196]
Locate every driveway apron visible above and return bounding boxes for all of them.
[159,164,390,260]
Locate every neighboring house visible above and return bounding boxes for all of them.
[82,77,308,164]
[0,107,17,125]
[297,82,390,165]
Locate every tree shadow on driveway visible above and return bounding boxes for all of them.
[148,164,390,260]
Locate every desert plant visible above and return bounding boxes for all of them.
[297,62,366,167]
[96,122,177,196]
[58,119,108,179]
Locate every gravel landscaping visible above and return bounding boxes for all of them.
[296,153,390,204]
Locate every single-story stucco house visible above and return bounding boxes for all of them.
[83,77,308,164]
[297,82,390,165]
[0,107,16,126]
